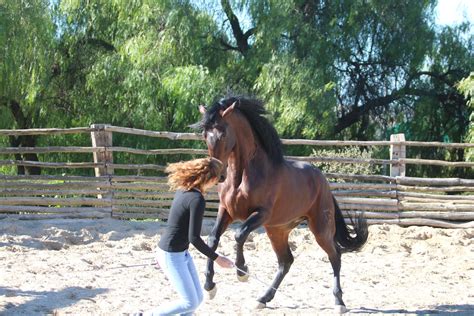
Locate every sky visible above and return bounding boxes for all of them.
[435,0,474,26]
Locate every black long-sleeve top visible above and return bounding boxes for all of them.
[158,189,218,261]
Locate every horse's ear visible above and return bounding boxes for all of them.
[199,104,206,114]
[220,102,236,118]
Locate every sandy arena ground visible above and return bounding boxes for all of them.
[0,218,473,315]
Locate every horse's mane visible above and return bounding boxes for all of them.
[195,96,284,165]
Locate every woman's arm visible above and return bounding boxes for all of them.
[188,196,219,261]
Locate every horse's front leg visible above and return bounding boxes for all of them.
[204,207,231,299]
[256,226,294,308]
[235,208,269,281]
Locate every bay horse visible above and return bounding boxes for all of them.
[193,96,368,313]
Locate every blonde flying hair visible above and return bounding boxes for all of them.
[165,157,224,193]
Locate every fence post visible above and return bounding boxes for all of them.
[91,124,114,177]
[91,124,113,206]
[390,133,406,177]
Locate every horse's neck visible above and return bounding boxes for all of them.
[227,115,260,184]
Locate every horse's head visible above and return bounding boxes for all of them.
[198,102,237,182]
[193,96,284,181]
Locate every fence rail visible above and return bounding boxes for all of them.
[0,125,473,228]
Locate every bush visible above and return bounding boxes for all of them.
[310,147,381,181]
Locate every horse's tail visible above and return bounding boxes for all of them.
[333,196,368,253]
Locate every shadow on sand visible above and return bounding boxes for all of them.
[351,304,474,315]
[0,286,108,315]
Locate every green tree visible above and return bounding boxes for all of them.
[0,0,56,174]
[1,0,472,178]
[209,1,471,141]
[207,1,472,176]
[47,0,228,173]
[401,24,473,177]
[457,72,474,161]
[54,0,226,130]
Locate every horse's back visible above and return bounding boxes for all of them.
[283,159,330,189]
[266,159,332,225]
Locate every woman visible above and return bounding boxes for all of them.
[146,157,234,316]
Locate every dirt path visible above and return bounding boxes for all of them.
[1,219,473,315]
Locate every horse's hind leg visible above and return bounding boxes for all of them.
[308,217,347,313]
[256,226,294,308]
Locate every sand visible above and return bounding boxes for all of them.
[0,218,473,315]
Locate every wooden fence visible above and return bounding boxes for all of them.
[0,125,473,228]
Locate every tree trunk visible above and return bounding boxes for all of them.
[8,100,41,175]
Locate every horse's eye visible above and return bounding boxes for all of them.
[216,126,226,137]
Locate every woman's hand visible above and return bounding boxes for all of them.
[214,255,234,268]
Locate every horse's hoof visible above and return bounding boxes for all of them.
[237,266,249,282]
[255,302,266,309]
[206,286,217,300]
[237,273,249,282]
[334,305,347,314]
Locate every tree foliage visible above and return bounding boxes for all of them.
[457,72,474,161]
[0,0,56,174]
[0,0,472,176]
[0,1,55,123]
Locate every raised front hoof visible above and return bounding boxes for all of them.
[334,305,347,314]
[236,265,249,282]
[255,301,266,309]
[205,285,217,300]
